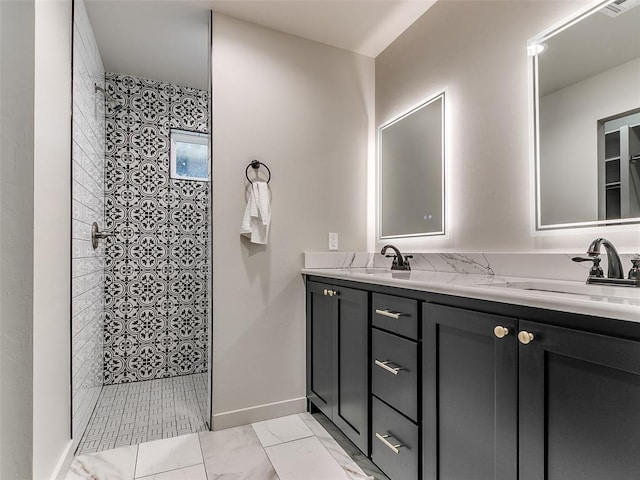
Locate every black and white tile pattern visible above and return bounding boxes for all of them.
[104,73,210,384]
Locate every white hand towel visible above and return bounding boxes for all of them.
[240,181,271,244]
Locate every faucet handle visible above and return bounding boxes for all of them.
[572,256,604,278]
[629,255,640,280]
[385,254,399,268]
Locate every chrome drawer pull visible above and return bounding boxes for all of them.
[375,432,404,454]
[374,359,403,375]
[375,309,403,319]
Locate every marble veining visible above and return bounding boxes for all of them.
[138,463,207,480]
[438,253,495,275]
[265,436,354,480]
[135,433,203,477]
[199,424,278,479]
[304,251,638,283]
[252,413,314,447]
[67,413,376,480]
[66,445,138,480]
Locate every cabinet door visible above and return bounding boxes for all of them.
[423,304,518,480]
[333,286,369,454]
[306,281,334,419]
[519,321,640,480]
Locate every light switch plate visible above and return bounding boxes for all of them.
[328,232,339,251]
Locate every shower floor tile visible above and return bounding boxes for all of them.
[76,373,209,455]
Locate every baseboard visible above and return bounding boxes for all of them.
[212,397,307,430]
[51,439,74,480]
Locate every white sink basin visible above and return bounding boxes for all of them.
[481,280,640,301]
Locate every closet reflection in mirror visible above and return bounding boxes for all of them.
[379,93,445,238]
[533,0,640,229]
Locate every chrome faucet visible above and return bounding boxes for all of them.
[586,237,624,279]
[380,245,412,271]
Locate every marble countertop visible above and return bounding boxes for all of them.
[302,268,640,323]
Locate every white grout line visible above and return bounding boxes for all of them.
[250,424,281,480]
[132,444,140,479]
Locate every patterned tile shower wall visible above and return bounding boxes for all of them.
[71,0,106,440]
[103,72,210,385]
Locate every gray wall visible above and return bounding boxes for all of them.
[71,0,105,444]
[0,2,35,478]
[32,0,73,477]
[375,0,640,252]
[212,14,373,427]
[0,2,73,476]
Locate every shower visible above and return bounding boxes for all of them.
[94,83,124,112]
[71,0,212,455]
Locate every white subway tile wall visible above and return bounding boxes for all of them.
[71,0,106,445]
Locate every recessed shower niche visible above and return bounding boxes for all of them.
[71,0,212,454]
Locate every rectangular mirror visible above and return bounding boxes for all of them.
[531,0,640,230]
[378,92,445,238]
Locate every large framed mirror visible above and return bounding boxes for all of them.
[378,92,445,239]
[531,0,640,230]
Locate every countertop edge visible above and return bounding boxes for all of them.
[301,268,640,324]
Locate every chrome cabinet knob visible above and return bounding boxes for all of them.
[494,326,510,339]
[518,331,535,345]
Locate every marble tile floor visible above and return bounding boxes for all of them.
[77,373,209,455]
[67,412,389,479]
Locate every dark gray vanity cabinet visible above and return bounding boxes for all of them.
[519,320,640,480]
[422,303,518,480]
[371,293,421,480]
[423,304,640,480]
[306,274,640,480]
[305,280,369,454]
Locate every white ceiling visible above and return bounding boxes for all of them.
[85,1,211,90]
[84,0,435,90]
[208,0,435,58]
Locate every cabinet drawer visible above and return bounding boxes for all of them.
[372,328,419,421]
[372,293,419,340]
[372,396,419,480]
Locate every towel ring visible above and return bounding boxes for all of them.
[245,160,271,184]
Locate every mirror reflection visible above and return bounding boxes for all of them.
[379,93,445,238]
[533,0,640,229]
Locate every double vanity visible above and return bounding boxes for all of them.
[312,0,640,476]
[303,255,640,480]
